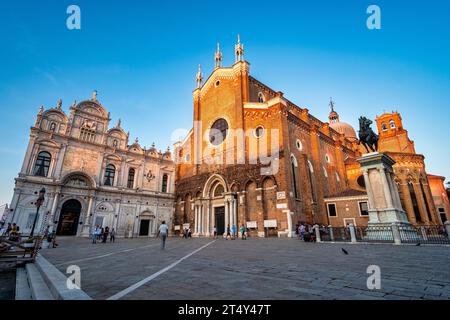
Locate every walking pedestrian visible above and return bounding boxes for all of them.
[240,224,246,240]
[110,228,116,243]
[225,224,231,240]
[103,227,109,243]
[231,224,237,240]
[157,221,169,250]
[92,225,98,244]
[213,225,217,239]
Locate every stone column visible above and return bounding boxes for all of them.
[379,168,394,208]
[50,192,60,220]
[20,135,37,174]
[82,195,94,237]
[314,224,322,242]
[388,173,402,209]
[445,221,450,238]
[399,182,417,224]
[194,206,198,235]
[391,223,402,245]
[349,224,357,243]
[286,211,294,237]
[53,144,67,179]
[199,205,203,235]
[230,200,235,228]
[224,200,229,234]
[362,170,375,210]
[413,183,430,224]
[205,204,210,236]
[234,199,238,229]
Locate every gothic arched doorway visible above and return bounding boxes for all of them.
[57,199,82,236]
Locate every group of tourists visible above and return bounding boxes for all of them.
[91,225,116,244]
[0,223,21,241]
[296,222,326,242]
[220,224,249,240]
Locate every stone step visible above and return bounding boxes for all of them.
[15,267,32,300]
[35,255,91,300]
[25,263,54,300]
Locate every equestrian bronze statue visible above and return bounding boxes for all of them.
[358,116,379,153]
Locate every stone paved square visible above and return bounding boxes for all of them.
[40,237,450,300]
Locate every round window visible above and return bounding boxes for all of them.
[296,139,303,151]
[185,154,191,162]
[254,126,264,138]
[215,80,220,87]
[209,118,229,146]
[325,154,331,163]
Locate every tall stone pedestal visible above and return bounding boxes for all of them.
[357,152,415,242]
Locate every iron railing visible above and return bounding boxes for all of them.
[399,225,450,245]
[318,225,449,245]
[355,226,395,243]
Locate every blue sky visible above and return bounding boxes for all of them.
[0,0,449,205]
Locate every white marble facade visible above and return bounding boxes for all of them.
[7,93,175,237]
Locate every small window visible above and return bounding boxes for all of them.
[184,154,191,162]
[113,139,118,147]
[49,122,57,132]
[323,166,328,178]
[104,164,116,186]
[381,123,387,131]
[127,168,135,189]
[359,202,369,216]
[389,120,396,129]
[325,154,331,164]
[296,139,303,151]
[327,203,337,217]
[335,172,341,182]
[33,151,51,177]
[254,126,264,138]
[162,174,168,193]
[258,92,265,103]
[215,80,220,87]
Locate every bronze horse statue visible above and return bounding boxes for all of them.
[358,116,379,153]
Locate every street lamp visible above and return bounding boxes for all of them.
[30,187,46,237]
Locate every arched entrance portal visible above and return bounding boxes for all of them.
[57,199,82,236]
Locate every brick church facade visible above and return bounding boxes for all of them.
[173,37,449,236]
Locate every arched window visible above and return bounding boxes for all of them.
[113,139,118,148]
[214,184,225,197]
[104,164,116,186]
[127,168,135,189]
[258,92,265,103]
[49,122,57,132]
[291,156,299,199]
[389,120,396,129]
[161,174,168,193]
[33,151,51,177]
[381,123,387,131]
[307,160,317,202]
